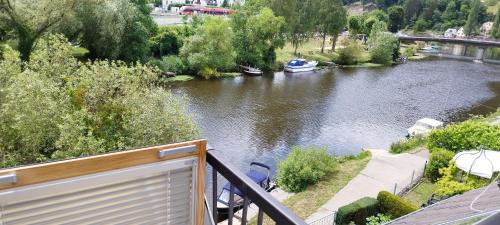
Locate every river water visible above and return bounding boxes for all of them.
[169,59,500,173]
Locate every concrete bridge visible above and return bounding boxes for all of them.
[397,35,500,63]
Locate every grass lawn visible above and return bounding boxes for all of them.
[390,138,427,154]
[342,63,383,68]
[220,72,242,78]
[402,179,436,207]
[276,38,339,64]
[251,152,372,224]
[162,75,194,82]
[486,1,499,14]
[71,47,89,58]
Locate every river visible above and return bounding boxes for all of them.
[169,59,500,174]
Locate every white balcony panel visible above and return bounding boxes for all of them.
[0,157,197,225]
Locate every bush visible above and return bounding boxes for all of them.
[369,32,399,65]
[426,148,455,182]
[435,162,490,197]
[427,120,500,153]
[377,191,418,218]
[276,146,337,192]
[366,213,392,225]
[403,45,417,57]
[335,197,379,225]
[336,39,363,65]
[0,35,199,167]
[390,137,426,154]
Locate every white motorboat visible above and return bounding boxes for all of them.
[284,59,318,73]
[407,118,444,137]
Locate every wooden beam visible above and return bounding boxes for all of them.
[0,140,207,190]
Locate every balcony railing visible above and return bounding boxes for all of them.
[206,148,307,225]
[0,140,306,225]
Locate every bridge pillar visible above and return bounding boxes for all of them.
[473,47,485,63]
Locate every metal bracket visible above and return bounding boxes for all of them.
[158,145,196,158]
[0,174,16,184]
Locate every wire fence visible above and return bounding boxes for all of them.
[394,160,428,197]
[308,211,336,225]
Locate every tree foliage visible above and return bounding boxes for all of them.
[180,17,235,79]
[231,7,286,70]
[0,35,199,167]
[271,0,317,54]
[464,0,481,36]
[368,22,399,65]
[0,0,75,61]
[316,0,347,53]
[74,0,156,62]
[493,7,500,38]
[388,6,405,33]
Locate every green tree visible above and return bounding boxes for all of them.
[464,0,482,36]
[369,26,399,65]
[0,0,75,61]
[493,7,500,38]
[388,6,405,33]
[271,0,318,54]
[74,0,156,62]
[404,0,422,25]
[180,17,236,79]
[414,17,428,32]
[348,16,363,36]
[221,0,229,8]
[316,0,347,53]
[246,8,286,69]
[0,35,199,167]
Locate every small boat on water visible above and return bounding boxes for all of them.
[216,162,275,221]
[407,118,444,138]
[421,46,439,53]
[284,59,318,73]
[240,65,263,76]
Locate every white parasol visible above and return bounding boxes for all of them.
[453,149,500,179]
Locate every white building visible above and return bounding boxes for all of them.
[444,28,457,38]
[481,22,494,35]
[456,27,466,38]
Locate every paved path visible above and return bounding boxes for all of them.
[306,149,429,224]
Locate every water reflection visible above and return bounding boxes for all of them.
[169,59,500,173]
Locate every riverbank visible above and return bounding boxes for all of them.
[306,148,429,223]
[247,152,371,225]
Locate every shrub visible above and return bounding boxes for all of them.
[369,32,399,65]
[390,137,426,154]
[427,120,500,153]
[0,35,199,167]
[336,39,363,65]
[426,148,455,182]
[335,197,379,225]
[366,213,392,225]
[276,146,337,192]
[435,162,490,197]
[403,45,417,57]
[162,55,186,74]
[377,191,418,218]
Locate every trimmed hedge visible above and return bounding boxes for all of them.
[427,120,500,152]
[335,197,379,225]
[426,148,455,182]
[377,191,418,218]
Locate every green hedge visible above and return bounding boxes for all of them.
[427,120,500,153]
[335,197,379,225]
[426,148,455,182]
[377,191,418,218]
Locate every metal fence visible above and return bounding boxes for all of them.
[308,211,336,225]
[394,161,428,197]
